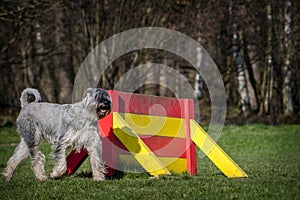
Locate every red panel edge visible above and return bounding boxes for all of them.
[66,148,88,175]
[98,111,117,176]
[184,99,197,175]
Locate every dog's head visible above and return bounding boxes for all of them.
[83,88,112,120]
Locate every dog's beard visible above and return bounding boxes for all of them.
[95,91,112,119]
[96,102,111,119]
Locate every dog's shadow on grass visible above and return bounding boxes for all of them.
[74,171,93,179]
[75,170,125,180]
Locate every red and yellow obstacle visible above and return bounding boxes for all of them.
[66,90,247,178]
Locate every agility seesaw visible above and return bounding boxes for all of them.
[66,90,248,178]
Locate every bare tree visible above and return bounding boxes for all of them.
[282,0,293,115]
[231,0,250,117]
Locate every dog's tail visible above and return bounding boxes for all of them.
[20,88,41,108]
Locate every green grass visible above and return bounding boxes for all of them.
[0,124,299,199]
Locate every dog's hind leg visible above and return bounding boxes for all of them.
[3,138,29,181]
[22,127,48,181]
[49,140,67,179]
[28,145,48,181]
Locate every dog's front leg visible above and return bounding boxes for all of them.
[85,131,106,181]
[50,140,67,179]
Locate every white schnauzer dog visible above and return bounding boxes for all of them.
[3,87,112,181]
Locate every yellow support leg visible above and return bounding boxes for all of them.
[113,112,171,176]
[190,120,248,178]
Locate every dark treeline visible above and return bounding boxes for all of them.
[0,0,299,124]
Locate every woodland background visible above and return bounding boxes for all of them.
[0,0,299,125]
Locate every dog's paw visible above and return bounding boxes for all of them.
[93,175,105,181]
[49,172,63,179]
[2,169,13,182]
[49,165,67,180]
[36,175,48,181]
[3,175,12,182]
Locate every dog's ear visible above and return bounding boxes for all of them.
[83,88,93,99]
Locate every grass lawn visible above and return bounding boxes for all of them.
[0,124,299,199]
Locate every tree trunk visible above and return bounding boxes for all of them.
[242,33,259,112]
[282,0,293,115]
[264,2,274,115]
[231,0,250,117]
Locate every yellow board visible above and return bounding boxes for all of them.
[190,120,248,178]
[119,154,187,174]
[113,112,171,176]
[118,112,186,138]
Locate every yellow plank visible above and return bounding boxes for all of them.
[113,112,171,176]
[159,157,187,174]
[190,120,248,178]
[119,154,187,174]
[119,113,186,138]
